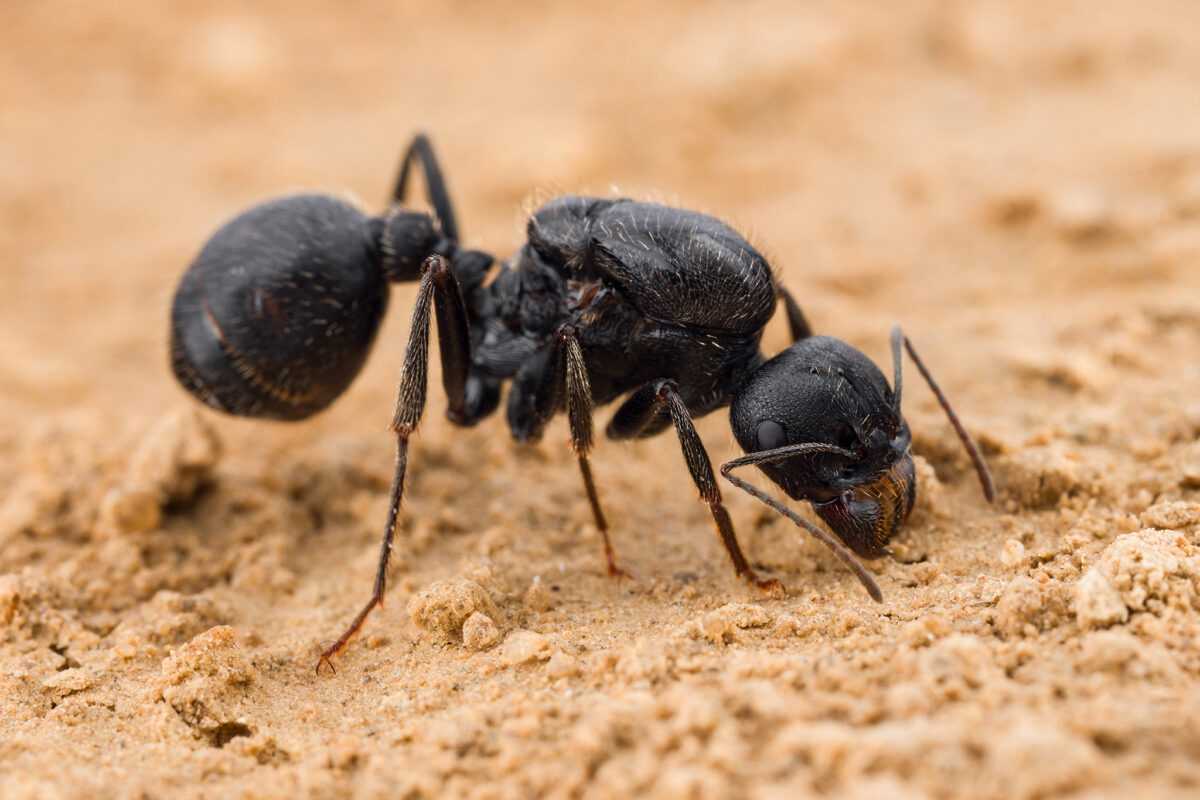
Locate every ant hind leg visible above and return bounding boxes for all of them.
[391,133,460,243]
[317,254,473,674]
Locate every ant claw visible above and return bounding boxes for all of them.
[759,579,786,596]
[607,562,635,581]
[315,647,340,676]
[746,574,786,596]
[315,657,336,676]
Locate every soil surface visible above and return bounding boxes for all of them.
[3,2,1200,798]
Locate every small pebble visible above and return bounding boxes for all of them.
[523,580,554,613]
[1000,539,1027,569]
[462,612,502,652]
[500,630,552,666]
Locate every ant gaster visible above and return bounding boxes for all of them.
[169,134,995,672]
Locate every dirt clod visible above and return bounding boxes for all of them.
[500,630,553,666]
[407,579,500,643]
[157,626,257,746]
[1075,567,1130,630]
[461,611,502,651]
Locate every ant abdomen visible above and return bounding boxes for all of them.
[170,194,390,421]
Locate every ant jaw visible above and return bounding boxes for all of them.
[812,453,917,559]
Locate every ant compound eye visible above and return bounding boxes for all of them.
[755,419,786,451]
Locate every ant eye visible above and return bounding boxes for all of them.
[755,420,786,451]
[833,422,859,451]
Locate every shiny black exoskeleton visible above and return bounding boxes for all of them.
[169,135,995,671]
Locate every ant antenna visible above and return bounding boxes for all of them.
[720,443,883,602]
[891,325,996,503]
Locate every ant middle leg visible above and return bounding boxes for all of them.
[504,327,627,577]
[558,328,628,578]
[317,254,473,673]
[608,380,782,593]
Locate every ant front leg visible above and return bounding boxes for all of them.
[777,286,812,341]
[608,381,783,593]
[317,254,472,674]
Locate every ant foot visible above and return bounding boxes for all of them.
[744,573,786,596]
[757,578,786,596]
[315,649,339,676]
[602,542,634,580]
[607,560,635,581]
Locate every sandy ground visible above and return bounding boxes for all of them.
[3,2,1200,798]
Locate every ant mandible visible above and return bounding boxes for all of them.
[169,134,995,672]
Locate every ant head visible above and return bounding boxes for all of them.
[170,194,391,420]
[730,336,915,557]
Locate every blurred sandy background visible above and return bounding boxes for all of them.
[2,1,1200,798]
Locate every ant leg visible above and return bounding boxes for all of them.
[778,286,812,341]
[557,328,627,577]
[610,380,781,592]
[505,328,625,576]
[526,328,623,576]
[391,133,460,243]
[606,382,673,440]
[719,446,883,602]
[891,326,996,502]
[317,255,472,674]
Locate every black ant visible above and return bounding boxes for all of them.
[169,134,995,672]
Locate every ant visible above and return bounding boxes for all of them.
[169,134,995,672]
